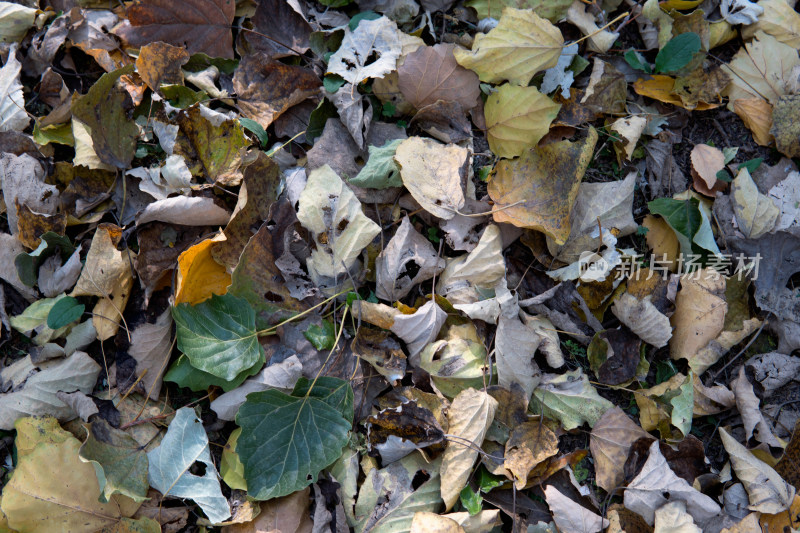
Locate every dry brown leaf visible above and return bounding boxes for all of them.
[504,419,558,489]
[234,53,321,129]
[590,406,653,493]
[488,128,596,244]
[690,144,727,197]
[670,268,727,364]
[720,428,795,514]
[544,485,609,533]
[731,366,782,449]
[398,44,480,111]
[410,512,465,533]
[611,293,673,348]
[222,487,312,533]
[129,310,173,401]
[135,41,189,93]
[115,0,236,59]
[723,31,800,108]
[771,94,800,158]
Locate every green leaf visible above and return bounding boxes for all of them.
[738,157,763,173]
[319,0,351,7]
[78,418,149,503]
[716,169,732,183]
[624,49,651,73]
[530,369,613,430]
[239,117,268,147]
[46,296,84,329]
[323,74,347,93]
[654,32,701,74]
[348,139,403,189]
[647,197,703,256]
[303,320,336,350]
[235,377,353,500]
[15,232,75,287]
[669,372,694,438]
[460,486,483,515]
[148,408,230,523]
[172,293,265,381]
[349,10,381,30]
[477,466,505,492]
[163,354,263,392]
[306,99,338,144]
[71,64,138,169]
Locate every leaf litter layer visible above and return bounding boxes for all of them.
[0,0,799,531]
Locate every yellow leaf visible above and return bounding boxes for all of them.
[174,234,231,305]
[72,223,132,298]
[642,214,679,271]
[440,388,497,510]
[659,0,702,10]
[487,128,597,244]
[453,8,563,85]
[1,420,141,533]
[93,270,134,342]
[485,84,560,159]
[503,419,558,489]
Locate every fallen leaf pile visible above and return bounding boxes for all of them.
[0,0,799,531]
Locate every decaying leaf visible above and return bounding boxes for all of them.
[544,485,608,533]
[731,167,779,238]
[297,164,381,283]
[327,16,402,84]
[398,43,480,111]
[148,408,230,523]
[488,128,597,244]
[115,0,236,58]
[624,440,721,526]
[723,31,800,108]
[670,269,727,364]
[376,217,446,301]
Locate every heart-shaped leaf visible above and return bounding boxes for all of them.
[236,377,353,500]
[172,293,265,381]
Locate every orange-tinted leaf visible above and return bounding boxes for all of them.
[634,75,721,110]
[175,234,231,305]
[733,97,774,146]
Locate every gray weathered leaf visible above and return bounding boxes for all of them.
[148,407,231,524]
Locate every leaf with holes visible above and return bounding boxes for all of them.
[236,377,353,500]
[148,408,230,523]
